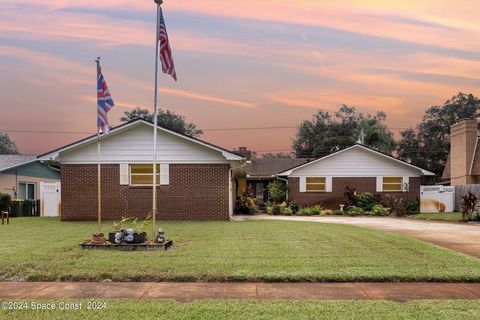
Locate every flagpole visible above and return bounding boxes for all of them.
[152,0,162,241]
[95,57,102,234]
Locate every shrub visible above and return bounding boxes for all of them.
[288,201,301,214]
[355,192,381,211]
[346,206,364,216]
[0,193,11,211]
[461,191,480,221]
[371,204,390,216]
[296,208,312,216]
[267,202,293,216]
[344,186,356,209]
[235,192,257,215]
[321,209,334,215]
[402,199,419,215]
[267,180,287,203]
[381,195,407,217]
[333,210,344,215]
[309,205,323,215]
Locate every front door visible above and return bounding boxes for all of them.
[255,182,264,204]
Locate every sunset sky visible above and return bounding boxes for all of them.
[1,0,479,155]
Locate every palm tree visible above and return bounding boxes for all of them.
[357,119,395,153]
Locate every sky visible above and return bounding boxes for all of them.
[0,0,479,155]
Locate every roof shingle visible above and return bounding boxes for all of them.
[0,155,37,171]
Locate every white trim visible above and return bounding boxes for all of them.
[376,176,383,192]
[38,120,244,162]
[278,144,435,176]
[469,138,479,175]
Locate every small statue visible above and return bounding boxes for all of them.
[156,229,165,243]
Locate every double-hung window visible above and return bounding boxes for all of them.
[130,164,160,186]
[306,177,326,192]
[382,177,403,192]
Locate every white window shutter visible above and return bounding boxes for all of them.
[376,177,383,192]
[402,177,409,192]
[160,163,170,185]
[299,177,306,192]
[325,176,333,192]
[119,164,129,185]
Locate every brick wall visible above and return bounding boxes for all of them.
[61,164,230,221]
[288,177,420,209]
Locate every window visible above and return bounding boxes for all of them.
[306,177,326,192]
[382,177,403,192]
[130,164,160,186]
[18,182,35,200]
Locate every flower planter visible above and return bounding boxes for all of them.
[131,232,147,244]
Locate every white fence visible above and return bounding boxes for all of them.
[420,186,455,213]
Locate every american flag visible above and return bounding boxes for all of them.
[159,8,177,81]
[97,65,115,134]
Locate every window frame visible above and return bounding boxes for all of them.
[305,177,327,192]
[129,164,161,187]
[18,182,36,200]
[382,177,403,192]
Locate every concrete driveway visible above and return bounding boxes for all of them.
[233,215,480,258]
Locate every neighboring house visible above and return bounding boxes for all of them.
[39,120,244,221]
[442,119,480,185]
[233,150,309,206]
[0,155,60,201]
[278,144,434,209]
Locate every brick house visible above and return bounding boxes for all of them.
[278,144,434,209]
[39,120,244,221]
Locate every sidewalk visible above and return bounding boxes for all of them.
[1,282,479,302]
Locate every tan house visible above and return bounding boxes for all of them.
[442,119,480,185]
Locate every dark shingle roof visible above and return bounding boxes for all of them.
[0,155,37,171]
[243,158,311,177]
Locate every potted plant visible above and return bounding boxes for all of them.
[108,220,123,244]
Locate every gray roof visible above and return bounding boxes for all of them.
[0,155,37,171]
[242,158,311,177]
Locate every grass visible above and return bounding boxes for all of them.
[2,217,480,282]
[414,212,463,222]
[1,300,480,320]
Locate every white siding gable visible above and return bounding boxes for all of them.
[59,124,228,164]
[291,146,421,177]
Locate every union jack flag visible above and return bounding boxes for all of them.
[159,8,177,81]
[97,65,115,134]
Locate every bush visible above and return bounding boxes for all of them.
[267,180,287,203]
[296,208,312,216]
[461,191,480,221]
[381,195,407,217]
[346,206,364,216]
[371,204,390,216]
[267,203,293,216]
[288,201,301,214]
[0,193,11,211]
[235,192,257,215]
[294,205,323,216]
[355,192,381,211]
[402,199,419,215]
[321,209,334,215]
[333,210,344,215]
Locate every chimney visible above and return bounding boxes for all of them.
[450,119,478,185]
[235,147,252,161]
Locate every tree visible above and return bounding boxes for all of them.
[261,152,293,159]
[0,133,19,154]
[397,92,480,177]
[121,107,203,138]
[292,105,395,158]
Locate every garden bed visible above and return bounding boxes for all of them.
[80,240,173,251]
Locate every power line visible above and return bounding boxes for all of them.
[0,126,411,135]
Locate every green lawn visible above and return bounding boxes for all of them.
[1,300,480,320]
[2,218,480,282]
[414,212,463,222]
